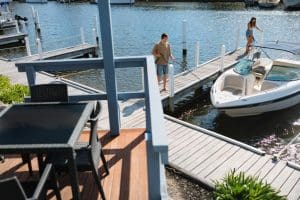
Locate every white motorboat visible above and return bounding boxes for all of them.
[283,0,300,9]
[210,41,300,117]
[258,0,280,8]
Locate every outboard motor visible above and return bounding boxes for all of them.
[14,15,28,22]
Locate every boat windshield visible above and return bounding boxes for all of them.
[233,59,254,75]
[266,65,300,81]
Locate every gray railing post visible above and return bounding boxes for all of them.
[220,44,225,72]
[141,67,144,91]
[182,20,187,55]
[80,27,85,44]
[168,64,174,112]
[20,21,31,56]
[36,38,43,60]
[98,0,120,135]
[195,41,200,67]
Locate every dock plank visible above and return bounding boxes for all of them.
[287,178,300,200]
[207,149,253,181]
[280,170,300,196]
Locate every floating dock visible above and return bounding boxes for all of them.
[14,43,98,62]
[0,32,27,46]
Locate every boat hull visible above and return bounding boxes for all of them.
[283,0,300,8]
[221,91,300,117]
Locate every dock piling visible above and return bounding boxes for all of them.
[15,20,20,33]
[260,31,264,45]
[195,41,200,68]
[235,27,240,51]
[80,27,85,44]
[168,64,175,112]
[20,21,31,56]
[182,20,187,55]
[36,38,43,60]
[220,45,225,72]
[31,7,41,33]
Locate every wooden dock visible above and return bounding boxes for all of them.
[0,32,27,46]
[114,103,300,200]
[14,43,97,62]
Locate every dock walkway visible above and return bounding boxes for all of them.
[0,32,27,46]
[118,105,300,200]
[14,43,97,62]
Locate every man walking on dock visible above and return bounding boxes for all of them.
[152,33,174,91]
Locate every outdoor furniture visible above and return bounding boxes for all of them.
[30,83,69,103]
[19,83,69,175]
[0,102,95,200]
[30,83,109,199]
[0,163,61,200]
[51,101,109,200]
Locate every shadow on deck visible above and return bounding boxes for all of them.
[0,128,148,200]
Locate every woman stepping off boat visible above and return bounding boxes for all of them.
[245,17,263,54]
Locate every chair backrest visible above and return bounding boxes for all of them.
[30,84,69,102]
[0,176,27,200]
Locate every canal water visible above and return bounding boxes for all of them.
[4,2,300,162]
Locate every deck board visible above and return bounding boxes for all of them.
[287,178,300,200]
[0,129,148,200]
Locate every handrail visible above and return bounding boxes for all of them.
[15,56,146,72]
[144,56,168,163]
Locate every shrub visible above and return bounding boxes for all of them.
[214,170,286,200]
[0,75,29,104]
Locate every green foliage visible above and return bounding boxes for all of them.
[214,170,286,200]
[0,75,29,104]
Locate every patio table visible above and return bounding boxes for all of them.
[0,102,94,200]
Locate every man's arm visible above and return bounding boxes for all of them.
[152,44,161,57]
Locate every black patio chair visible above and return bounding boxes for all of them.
[0,163,61,200]
[30,83,69,103]
[29,84,109,199]
[50,102,109,200]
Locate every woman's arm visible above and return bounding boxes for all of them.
[256,25,263,32]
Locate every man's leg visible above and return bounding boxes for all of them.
[157,75,161,85]
[163,74,167,91]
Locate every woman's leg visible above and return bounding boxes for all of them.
[245,36,253,54]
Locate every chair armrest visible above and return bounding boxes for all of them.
[88,101,101,122]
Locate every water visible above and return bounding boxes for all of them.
[3,2,300,162]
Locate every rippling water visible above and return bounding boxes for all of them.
[3,2,300,162]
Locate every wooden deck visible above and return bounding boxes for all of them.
[0,128,148,200]
[14,43,97,62]
[164,115,300,200]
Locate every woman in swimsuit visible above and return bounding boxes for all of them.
[245,17,263,54]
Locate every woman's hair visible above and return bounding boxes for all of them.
[249,17,256,27]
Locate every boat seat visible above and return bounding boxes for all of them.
[222,75,245,93]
